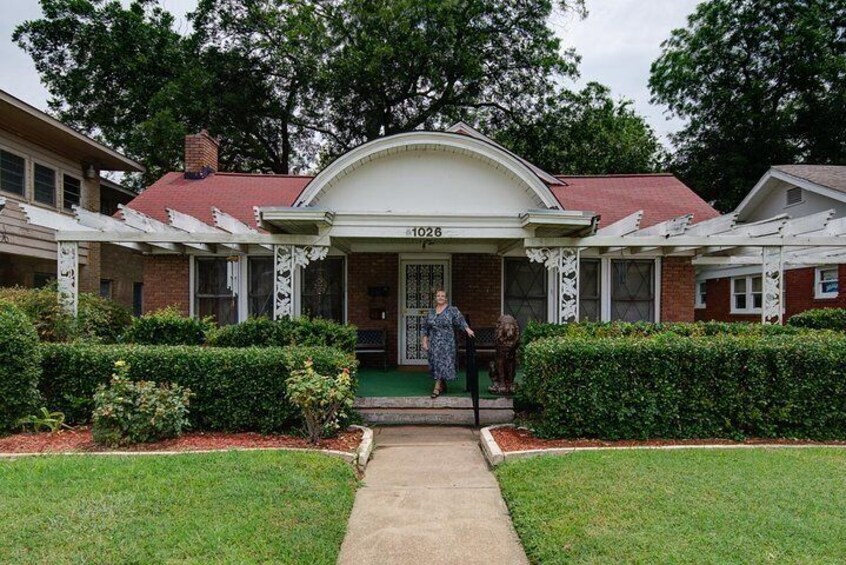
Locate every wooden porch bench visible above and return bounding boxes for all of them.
[356,328,388,371]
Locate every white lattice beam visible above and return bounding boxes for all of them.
[596,210,643,236]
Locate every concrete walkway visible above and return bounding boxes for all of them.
[338,426,529,565]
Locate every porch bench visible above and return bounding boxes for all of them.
[356,328,388,371]
[457,326,496,369]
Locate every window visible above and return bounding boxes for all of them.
[194,257,238,325]
[695,281,707,308]
[33,164,56,205]
[301,256,346,323]
[248,256,274,318]
[579,259,600,321]
[610,260,655,322]
[786,186,803,206]
[133,282,144,317]
[731,275,763,313]
[815,267,838,299]
[99,279,113,300]
[63,174,81,211]
[0,150,25,195]
[504,258,547,329]
[33,272,55,288]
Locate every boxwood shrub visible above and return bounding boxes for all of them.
[39,343,357,433]
[123,307,213,345]
[0,301,42,434]
[519,333,846,440]
[209,316,357,353]
[788,308,846,331]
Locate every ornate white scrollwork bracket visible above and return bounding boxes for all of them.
[762,246,783,325]
[57,241,79,316]
[273,244,329,319]
[526,247,580,323]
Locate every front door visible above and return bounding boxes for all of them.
[400,259,449,365]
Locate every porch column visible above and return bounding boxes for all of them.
[527,247,580,323]
[762,246,783,325]
[57,241,79,316]
[273,244,329,319]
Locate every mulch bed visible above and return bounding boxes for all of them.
[491,426,846,452]
[0,427,363,454]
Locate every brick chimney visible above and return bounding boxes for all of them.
[184,129,219,179]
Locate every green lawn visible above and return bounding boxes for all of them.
[0,451,358,564]
[496,448,846,564]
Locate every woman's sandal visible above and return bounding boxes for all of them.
[430,386,441,399]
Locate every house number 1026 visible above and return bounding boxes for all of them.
[409,227,442,237]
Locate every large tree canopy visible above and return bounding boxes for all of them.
[15,0,662,187]
[650,0,846,211]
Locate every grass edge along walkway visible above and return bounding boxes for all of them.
[0,450,358,564]
[496,447,846,564]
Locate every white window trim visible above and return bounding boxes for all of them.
[815,266,839,300]
[61,172,84,212]
[0,145,28,198]
[730,275,763,314]
[695,280,707,309]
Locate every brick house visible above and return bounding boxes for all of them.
[0,89,145,313]
[24,124,846,368]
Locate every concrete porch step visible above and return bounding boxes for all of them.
[354,396,514,426]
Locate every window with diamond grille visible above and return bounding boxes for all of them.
[248,257,274,318]
[504,258,547,329]
[195,257,238,325]
[610,259,655,322]
[302,257,345,323]
[579,259,600,321]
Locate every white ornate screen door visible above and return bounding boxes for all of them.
[400,259,449,365]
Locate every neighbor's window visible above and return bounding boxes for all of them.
[731,275,763,313]
[247,256,274,318]
[33,164,56,205]
[63,174,81,211]
[610,259,655,322]
[195,257,238,325]
[504,257,547,329]
[695,280,707,308]
[579,259,601,321]
[301,256,345,323]
[133,282,144,317]
[33,272,55,288]
[815,267,838,299]
[99,279,113,300]
[0,149,25,195]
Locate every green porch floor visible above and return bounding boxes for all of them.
[356,368,521,399]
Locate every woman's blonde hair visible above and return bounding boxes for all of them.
[434,287,447,295]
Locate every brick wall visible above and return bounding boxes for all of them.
[697,265,846,323]
[660,257,696,322]
[100,243,144,309]
[452,254,502,328]
[347,253,399,367]
[143,255,190,315]
[185,130,219,176]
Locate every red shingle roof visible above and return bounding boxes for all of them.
[551,174,720,229]
[126,172,311,228]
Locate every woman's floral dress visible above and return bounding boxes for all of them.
[423,305,469,381]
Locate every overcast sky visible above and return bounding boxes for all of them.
[0,0,700,146]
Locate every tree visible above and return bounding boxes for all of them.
[650,0,846,211]
[492,83,664,175]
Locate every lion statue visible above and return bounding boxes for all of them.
[488,314,520,395]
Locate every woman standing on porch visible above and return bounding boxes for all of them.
[421,289,475,398]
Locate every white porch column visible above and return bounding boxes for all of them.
[273,244,329,319]
[57,241,79,316]
[762,246,783,324]
[527,247,580,323]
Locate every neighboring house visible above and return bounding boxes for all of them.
[695,165,846,322]
[0,89,145,312]
[23,123,844,368]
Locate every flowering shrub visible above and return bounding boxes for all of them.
[92,360,192,447]
[286,359,355,444]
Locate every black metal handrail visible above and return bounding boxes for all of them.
[465,334,480,427]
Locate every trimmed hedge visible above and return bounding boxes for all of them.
[788,308,846,331]
[519,334,846,440]
[209,316,357,353]
[123,307,213,345]
[39,344,357,433]
[522,320,808,347]
[0,301,42,434]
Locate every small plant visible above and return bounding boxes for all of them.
[286,359,355,444]
[92,360,192,447]
[17,407,70,433]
